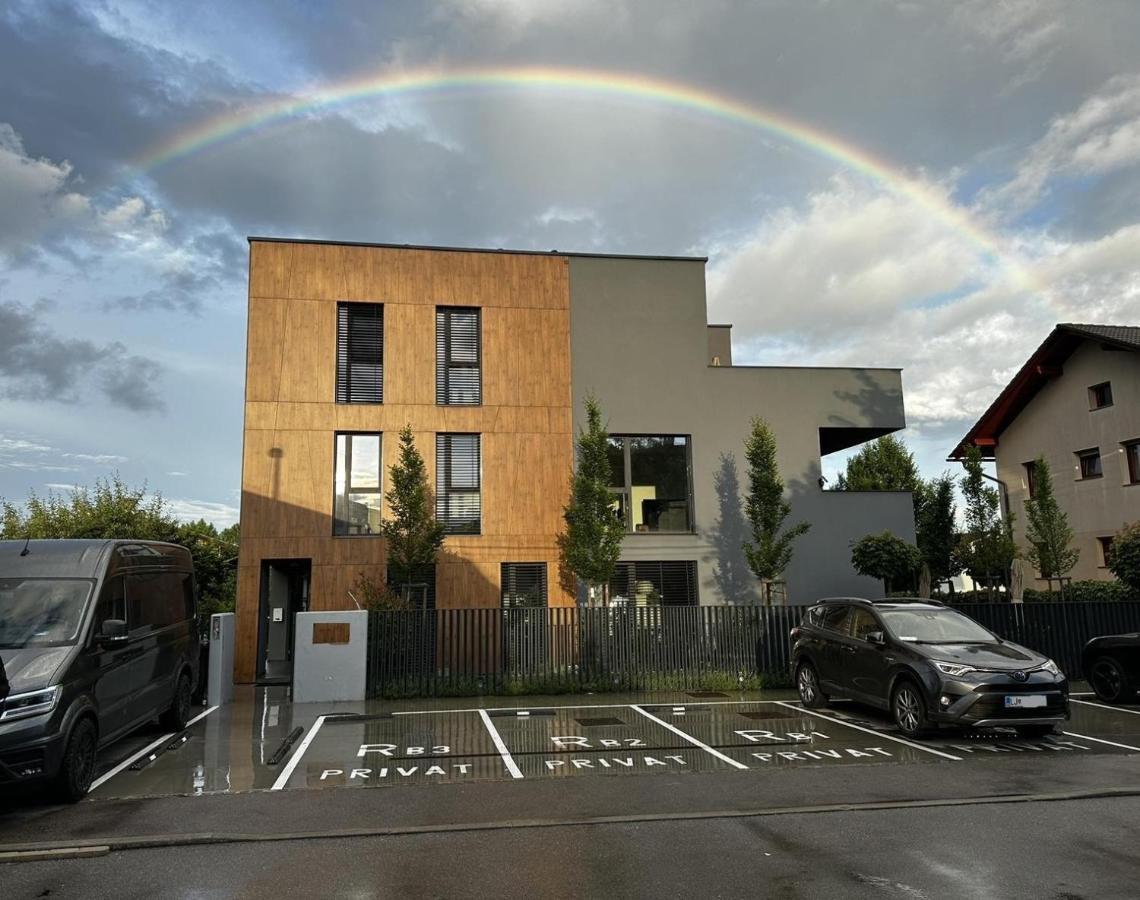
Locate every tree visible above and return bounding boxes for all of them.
[175,519,240,624]
[1108,521,1140,595]
[957,445,1016,597]
[561,394,625,606]
[1023,456,1079,592]
[914,473,960,585]
[851,531,922,595]
[741,417,810,605]
[381,426,445,588]
[834,435,920,492]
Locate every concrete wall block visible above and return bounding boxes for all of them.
[292,609,368,703]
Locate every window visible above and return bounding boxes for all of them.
[606,435,692,533]
[1098,536,1114,568]
[436,307,481,405]
[1089,381,1113,410]
[850,608,881,641]
[93,576,126,640]
[436,434,481,534]
[501,563,548,608]
[333,433,382,535]
[1024,461,1038,499]
[1077,448,1102,479]
[608,561,698,606]
[819,604,852,633]
[1125,440,1140,485]
[336,302,383,403]
[126,572,193,633]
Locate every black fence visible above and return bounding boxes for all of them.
[365,601,1140,698]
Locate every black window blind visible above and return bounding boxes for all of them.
[501,563,548,608]
[608,561,698,606]
[436,307,481,405]
[436,433,481,534]
[336,302,383,403]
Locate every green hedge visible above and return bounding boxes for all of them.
[935,580,1137,604]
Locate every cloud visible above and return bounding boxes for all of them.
[0,298,166,411]
[0,123,89,255]
[164,497,239,528]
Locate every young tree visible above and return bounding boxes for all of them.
[834,435,920,492]
[382,426,445,589]
[1023,456,1079,593]
[741,417,810,605]
[561,395,626,606]
[958,445,1016,598]
[914,473,960,586]
[1108,521,1140,595]
[851,531,922,595]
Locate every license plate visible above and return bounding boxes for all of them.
[1004,695,1047,709]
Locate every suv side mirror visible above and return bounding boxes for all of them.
[99,619,128,644]
[865,631,885,646]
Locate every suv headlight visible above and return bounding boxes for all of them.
[0,685,61,722]
[1040,659,1062,677]
[933,661,976,677]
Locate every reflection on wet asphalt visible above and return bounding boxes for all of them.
[77,687,1140,801]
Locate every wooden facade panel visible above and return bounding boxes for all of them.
[245,298,286,403]
[278,299,335,403]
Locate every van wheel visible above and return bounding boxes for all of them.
[160,672,192,731]
[796,661,828,709]
[892,680,931,738]
[54,718,97,803]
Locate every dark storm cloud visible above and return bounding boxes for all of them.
[0,299,165,411]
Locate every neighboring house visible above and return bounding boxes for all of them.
[235,238,913,683]
[952,324,1140,586]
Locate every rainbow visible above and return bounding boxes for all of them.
[138,65,1034,287]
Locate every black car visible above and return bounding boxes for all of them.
[0,540,199,801]
[791,598,1069,738]
[1082,633,1140,704]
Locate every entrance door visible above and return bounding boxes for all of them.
[257,559,311,684]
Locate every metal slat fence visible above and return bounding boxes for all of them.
[366,601,1140,698]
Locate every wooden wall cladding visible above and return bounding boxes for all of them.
[235,242,575,683]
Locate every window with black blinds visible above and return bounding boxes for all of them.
[608,561,698,606]
[436,434,481,534]
[436,307,481,405]
[501,563,548,608]
[336,302,383,403]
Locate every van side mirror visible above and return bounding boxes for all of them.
[865,631,885,646]
[99,619,128,643]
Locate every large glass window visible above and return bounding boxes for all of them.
[336,302,383,404]
[436,434,481,534]
[436,307,481,405]
[607,561,698,606]
[607,435,692,532]
[333,433,383,535]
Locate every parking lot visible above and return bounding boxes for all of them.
[74,687,1140,801]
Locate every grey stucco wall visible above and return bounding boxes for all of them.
[568,256,914,604]
[994,340,1140,583]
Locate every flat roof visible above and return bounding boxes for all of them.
[247,236,708,263]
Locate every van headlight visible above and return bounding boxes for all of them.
[933,661,976,677]
[1040,659,1061,677]
[0,685,61,722]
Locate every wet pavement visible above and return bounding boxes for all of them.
[74,686,1140,800]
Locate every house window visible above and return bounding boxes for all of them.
[606,435,693,533]
[333,433,382,536]
[1077,448,1102,479]
[608,561,698,606]
[336,303,383,403]
[1024,461,1038,499]
[1089,382,1113,410]
[436,434,481,534]
[1125,440,1140,485]
[436,307,481,405]
[501,563,548,608]
[1098,536,1114,568]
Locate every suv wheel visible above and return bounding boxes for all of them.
[891,680,930,737]
[54,717,97,803]
[1090,655,1132,704]
[796,661,828,709]
[160,672,192,731]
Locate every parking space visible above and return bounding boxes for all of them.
[78,692,1140,800]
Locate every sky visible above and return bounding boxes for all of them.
[2,0,1140,527]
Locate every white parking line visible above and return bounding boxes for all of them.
[477,709,524,779]
[391,699,788,716]
[1062,731,1140,752]
[271,715,327,790]
[90,705,219,792]
[775,701,962,761]
[630,705,749,769]
[1073,698,1140,716]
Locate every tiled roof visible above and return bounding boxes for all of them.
[1060,324,1140,350]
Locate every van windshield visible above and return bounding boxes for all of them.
[0,578,93,648]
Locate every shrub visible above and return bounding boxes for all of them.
[852,531,922,594]
[1108,522,1140,594]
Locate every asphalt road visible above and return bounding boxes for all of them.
[2,795,1135,899]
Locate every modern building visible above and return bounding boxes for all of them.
[952,324,1140,585]
[235,238,913,683]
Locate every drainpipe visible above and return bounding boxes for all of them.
[981,472,1011,523]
